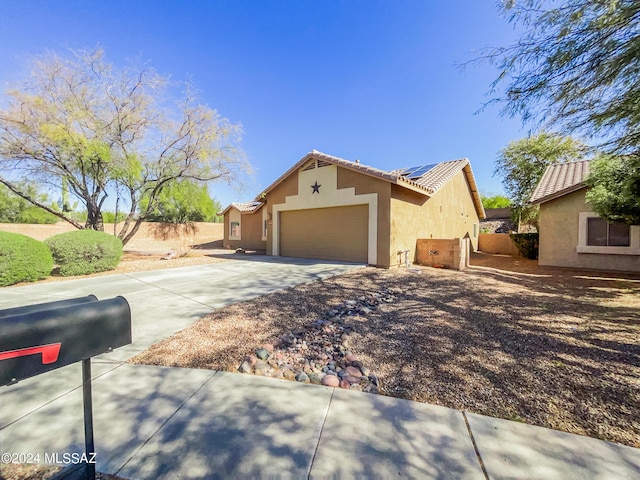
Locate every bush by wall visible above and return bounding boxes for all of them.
[46,230,123,276]
[0,231,53,286]
[509,233,539,260]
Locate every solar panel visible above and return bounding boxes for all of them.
[400,164,438,180]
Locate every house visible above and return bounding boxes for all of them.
[220,150,485,267]
[218,201,267,252]
[530,160,640,272]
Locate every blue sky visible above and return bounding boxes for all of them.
[0,1,526,208]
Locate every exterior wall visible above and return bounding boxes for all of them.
[479,233,521,256]
[416,238,469,270]
[539,189,640,272]
[0,222,224,251]
[389,170,480,267]
[222,208,267,251]
[336,167,391,266]
[265,170,299,257]
[267,163,391,266]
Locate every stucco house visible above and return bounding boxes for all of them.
[530,160,640,272]
[220,150,485,267]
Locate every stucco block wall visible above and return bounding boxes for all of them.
[539,189,640,272]
[0,222,224,251]
[416,238,468,270]
[389,170,479,267]
[479,233,521,256]
[223,210,266,251]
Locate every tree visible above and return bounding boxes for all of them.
[140,179,222,223]
[495,132,588,229]
[489,0,640,225]
[585,155,640,225]
[0,182,59,224]
[0,48,247,245]
[480,194,511,209]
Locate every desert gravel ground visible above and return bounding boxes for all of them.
[131,252,640,448]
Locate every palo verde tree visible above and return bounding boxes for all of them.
[495,132,588,229]
[0,49,247,245]
[488,0,640,224]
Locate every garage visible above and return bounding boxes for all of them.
[279,205,368,263]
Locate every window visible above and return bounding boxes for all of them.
[230,221,240,239]
[577,212,639,255]
[587,218,629,247]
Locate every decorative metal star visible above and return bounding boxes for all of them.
[311,181,321,194]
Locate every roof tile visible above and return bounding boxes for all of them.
[530,160,591,204]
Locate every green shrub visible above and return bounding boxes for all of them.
[46,230,123,276]
[509,233,539,260]
[0,231,53,286]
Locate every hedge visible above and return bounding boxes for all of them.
[509,232,539,260]
[46,230,123,276]
[0,231,53,286]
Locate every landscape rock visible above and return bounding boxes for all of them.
[239,361,252,374]
[295,372,310,383]
[237,291,393,395]
[322,375,340,387]
[255,348,271,360]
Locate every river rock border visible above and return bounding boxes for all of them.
[237,289,399,393]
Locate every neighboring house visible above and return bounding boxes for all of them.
[218,201,267,251]
[220,150,485,267]
[530,160,640,272]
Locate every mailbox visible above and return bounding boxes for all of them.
[0,296,131,386]
[0,295,98,319]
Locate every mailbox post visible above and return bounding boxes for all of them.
[0,296,132,480]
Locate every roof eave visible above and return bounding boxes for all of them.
[462,163,485,219]
[257,151,433,198]
[529,183,588,205]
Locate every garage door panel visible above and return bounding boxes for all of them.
[280,205,368,263]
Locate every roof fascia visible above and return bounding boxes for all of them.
[529,184,587,205]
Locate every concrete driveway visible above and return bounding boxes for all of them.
[0,256,363,431]
[0,255,363,362]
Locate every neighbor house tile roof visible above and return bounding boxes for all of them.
[530,160,591,205]
[217,201,264,216]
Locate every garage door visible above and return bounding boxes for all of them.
[280,205,368,263]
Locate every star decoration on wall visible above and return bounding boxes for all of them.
[311,181,321,194]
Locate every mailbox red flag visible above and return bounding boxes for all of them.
[0,343,61,364]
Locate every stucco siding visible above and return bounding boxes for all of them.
[390,170,479,267]
[223,208,267,251]
[539,189,640,272]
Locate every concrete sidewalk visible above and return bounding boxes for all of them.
[3,363,640,479]
[2,259,640,479]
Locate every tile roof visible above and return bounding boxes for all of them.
[218,201,263,216]
[530,160,591,204]
[259,150,485,218]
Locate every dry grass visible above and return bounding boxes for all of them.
[131,253,640,448]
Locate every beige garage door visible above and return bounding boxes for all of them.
[280,205,368,263]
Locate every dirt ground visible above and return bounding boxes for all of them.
[130,252,640,448]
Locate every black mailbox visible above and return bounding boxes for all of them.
[0,296,131,386]
[0,295,132,480]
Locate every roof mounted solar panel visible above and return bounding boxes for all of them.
[400,164,438,180]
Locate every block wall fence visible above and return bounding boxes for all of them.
[0,222,224,252]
